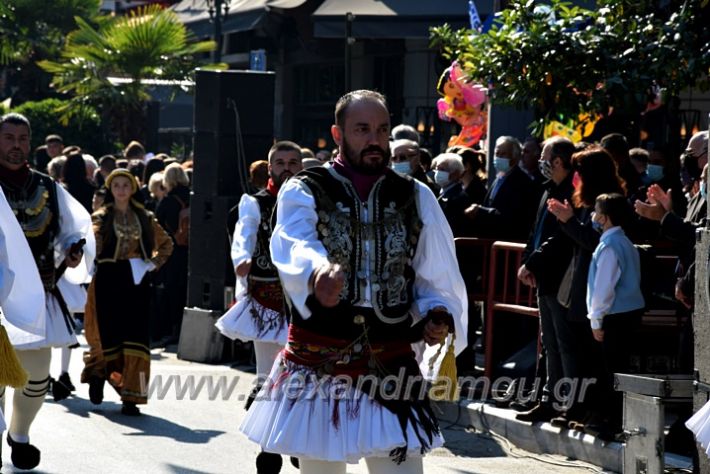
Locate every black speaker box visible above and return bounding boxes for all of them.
[194,69,275,136]
[192,70,275,197]
[192,131,273,196]
[187,194,239,310]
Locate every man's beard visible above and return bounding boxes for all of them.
[0,147,28,169]
[271,170,293,188]
[341,137,390,176]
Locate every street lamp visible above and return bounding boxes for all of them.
[206,0,231,63]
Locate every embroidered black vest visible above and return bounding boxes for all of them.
[96,206,155,262]
[0,171,59,290]
[291,167,423,334]
[249,189,279,281]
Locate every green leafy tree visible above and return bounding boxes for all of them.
[431,0,710,136]
[38,4,226,144]
[0,0,101,103]
[11,98,112,155]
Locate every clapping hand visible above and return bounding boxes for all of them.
[634,185,671,222]
[547,198,574,223]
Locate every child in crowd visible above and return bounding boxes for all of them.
[586,193,645,440]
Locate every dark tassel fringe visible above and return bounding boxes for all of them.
[249,299,286,338]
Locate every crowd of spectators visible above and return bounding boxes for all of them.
[33,123,709,446]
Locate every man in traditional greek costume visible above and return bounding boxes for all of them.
[216,140,303,473]
[240,91,468,473]
[0,113,94,470]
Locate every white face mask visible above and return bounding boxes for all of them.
[434,170,450,186]
[391,161,412,175]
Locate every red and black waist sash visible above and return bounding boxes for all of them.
[283,324,414,378]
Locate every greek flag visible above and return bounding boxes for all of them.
[469,0,482,31]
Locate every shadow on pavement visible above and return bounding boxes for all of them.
[437,425,507,459]
[46,395,225,444]
[105,411,225,444]
[164,464,216,474]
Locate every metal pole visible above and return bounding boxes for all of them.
[213,0,223,63]
[345,12,353,92]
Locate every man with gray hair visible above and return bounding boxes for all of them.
[390,139,439,194]
[432,153,470,236]
[391,123,420,143]
[463,135,541,240]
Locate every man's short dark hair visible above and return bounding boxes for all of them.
[546,136,576,170]
[596,192,633,230]
[601,133,629,157]
[629,147,650,164]
[45,134,63,145]
[0,113,31,136]
[419,148,432,168]
[335,90,388,127]
[268,140,302,163]
[123,140,145,159]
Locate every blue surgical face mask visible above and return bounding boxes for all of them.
[591,211,604,233]
[434,170,450,187]
[391,161,411,175]
[494,156,510,174]
[701,181,707,200]
[645,164,664,183]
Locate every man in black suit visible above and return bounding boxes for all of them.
[432,152,471,237]
[463,136,541,241]
[516,137,578,423]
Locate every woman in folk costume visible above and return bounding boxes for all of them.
[90,169,173,415]
[0,185,46,467]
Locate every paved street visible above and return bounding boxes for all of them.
[1,338,607,473]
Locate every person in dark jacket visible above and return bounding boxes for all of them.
[155,163,191,343]
[454,146,488,206]
[62,151,96,214]
[432,153,471,237]
[544,146,627,432]
[463,136,542,241]
[516,137,577,424]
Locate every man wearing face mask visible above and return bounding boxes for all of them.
[390,139,439,194]
[630,146,688,239]
[432,153,470,236]
[635,140,708,374]
[516,136,579,423]
[463,135,542,241]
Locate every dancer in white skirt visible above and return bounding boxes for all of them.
[216,140,303,473]
[240,91,468,474]
[0,184,46,466]
[0,113,95,470]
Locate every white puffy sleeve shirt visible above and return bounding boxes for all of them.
[230,194,260,297]
[270,174,468,362]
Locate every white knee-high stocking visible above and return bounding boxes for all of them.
[9,348,51,442]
